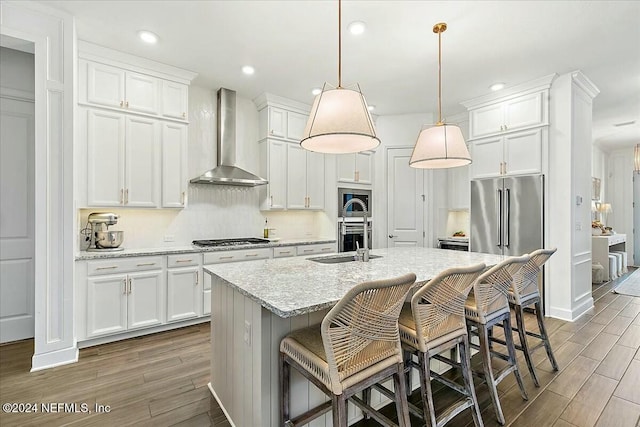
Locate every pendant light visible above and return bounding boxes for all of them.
[410,23,471,169]
[300,0,380,154]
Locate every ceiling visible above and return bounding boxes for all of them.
[43,0,640,151]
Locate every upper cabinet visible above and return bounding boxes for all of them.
[77,41,197,209]
[461,74,554,180]
[286,143,325,210]
[337,151,373,185]
[255,93,311,143]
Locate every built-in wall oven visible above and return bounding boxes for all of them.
[338,188,373,252]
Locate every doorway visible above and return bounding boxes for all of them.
[0,43,35,343]
[386,147,427,247]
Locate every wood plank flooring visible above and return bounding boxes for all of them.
[0,270,639,427]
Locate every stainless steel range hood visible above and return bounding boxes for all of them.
[190,88,268,186]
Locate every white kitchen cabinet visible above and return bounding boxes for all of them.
[470,127,544,179]
[448,165,470,210]
[259,106,309,142]
[84,60,160,115]
[167,266,201,322]
[85,256,164,339]
[259,139,287,210]
[295,243,336,256]
[161,122,188,207]
[468,91,546,140]
[86,109,159,207]
[286,143,325,210]
[337,151,373,185]
[161,80,188,120]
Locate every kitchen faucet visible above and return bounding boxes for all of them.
[342,197,369,262]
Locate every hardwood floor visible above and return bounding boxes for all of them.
[0,271,639,427]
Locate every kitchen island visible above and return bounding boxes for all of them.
[205,247,507,427]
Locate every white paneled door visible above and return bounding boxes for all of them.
[387,148,425,247]
[0,97,35,343]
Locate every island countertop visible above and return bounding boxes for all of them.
[204,246,507,318]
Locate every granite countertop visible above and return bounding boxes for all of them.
[204,247,507,318]
[75,238,336,260]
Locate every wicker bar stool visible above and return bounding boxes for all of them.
[464,255,530,425]
[494,248,559,387]
[398,264,486,427]
[279,272,416,427]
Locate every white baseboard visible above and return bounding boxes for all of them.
[549,296,594,321]
[208,382,236,427]
[31,346,78,372]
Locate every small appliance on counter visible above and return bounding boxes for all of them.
[437,236,469,251]
[82,212,125,252]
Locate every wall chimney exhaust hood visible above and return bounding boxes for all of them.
[190,88,268,186]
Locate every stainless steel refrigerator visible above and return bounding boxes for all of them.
[470,174,544,256]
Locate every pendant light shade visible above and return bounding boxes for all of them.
[300,0,380,154]
[301,85,380,153]
[410,23,471,169]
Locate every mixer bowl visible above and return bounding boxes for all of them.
[95,230,124,248]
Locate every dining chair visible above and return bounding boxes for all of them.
[279,272,416,427]
[464,254,530,424]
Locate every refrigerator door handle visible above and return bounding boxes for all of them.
[505,188,511,247]
[497,188,502,247]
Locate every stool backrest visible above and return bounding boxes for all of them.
[321,272,416,390]
[472,255,530,318]
[511,248,557,303]
[410,263,486,352]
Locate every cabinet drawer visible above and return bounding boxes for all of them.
[203,248,272,264]
[87,256,163,276]
[296,244,335,256]
[167,254,201,268]
[273,247,296,258]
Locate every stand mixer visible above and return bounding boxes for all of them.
[83,212,125,251]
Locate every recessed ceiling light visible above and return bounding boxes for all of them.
[138,30,158,44]
[242,65,255,75]
[489,82,505,91]
[311,88,322,96]
[348,21,366,35]
[367,105,375,111]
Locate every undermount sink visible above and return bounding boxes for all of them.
[308,254,382,264]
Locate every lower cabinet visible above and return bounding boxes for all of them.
[86,269,164,338]
[166,266,201,322]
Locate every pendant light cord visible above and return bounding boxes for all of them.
[338,0,342,88]
[437,25,443,124]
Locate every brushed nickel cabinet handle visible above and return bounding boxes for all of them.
[195,271,199,286]
[128,277,132,294]
[120,100,124,107]
[120,188,124,204]
[321,247,332,251]
[96,266,118,270]
[280,250,291,254]
[245,253,259,257]
[303,249,313,253]
[270,195,273,207]
[181,191,186,205]
[125,189,129,204]
[182,112,186,119]
[136,262,156,266]
[125,101,129,108]
[219,256,234,260]
[175,259,193,263]
[123,278,127,294]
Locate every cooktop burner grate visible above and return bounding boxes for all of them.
[192,238,270,247]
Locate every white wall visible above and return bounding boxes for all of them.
[0,47,35,93]
[607,147,635,264]
[78,85,331,249]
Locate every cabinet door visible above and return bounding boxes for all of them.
[306,151,325,210]
[286,111,308,141]
[268,107,286,138]
[286,143,308,209]
[470,136,503,179]
[87,109,125,206]
[355,152,373,184]
[86,62,125,109]
[448,165,470,210]
[128,270,164,329]
[504,92,544,131]
[86,275,128,338]
[167,267,201,322]
[469,102,504,139]
[125,116,159,207]
[504,128,543,176]
[337,154,356,183]
[125,71,159,114]
[267,140,287,209]
[162,123,187,207]
[162,81,188,120]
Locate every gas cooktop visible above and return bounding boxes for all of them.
[192,238,270,247]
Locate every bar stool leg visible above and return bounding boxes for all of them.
[418,351,438,427]
[503,317,528,401]
[514,304,540,387]
[332,393,348,427]
[534,300,559,371]
[478,323,504,425]
[280,352,290,426]
[393,363,412,427]
[460,335,484,427]
[362,388,371,419]
[403,349,413,396]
